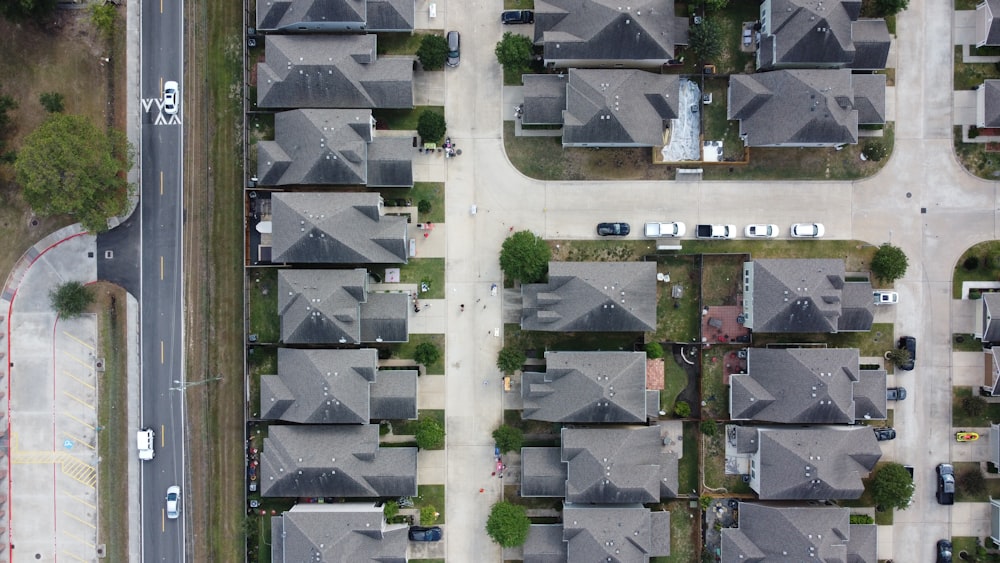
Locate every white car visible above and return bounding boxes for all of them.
[790,223,824,238]
[137,427,155,461]
[644,222,686,238]
[166,485,181,519]
[163,80,179,115]
[744,224,779,238]
[874,290,899,305]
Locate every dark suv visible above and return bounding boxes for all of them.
[898,336,916,371]
[501,9,534,23]
[936,463,955,505]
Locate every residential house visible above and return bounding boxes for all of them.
[562,69,679,148]
[978,0,1000,47]
[983,347,1000,396]
[257,35,413,109]
[524,505,670,563]
[521,261,657,332]
[721,503,876,562]
[261,348,417,423]
[270,502,408,563]
[756,0,890,70]
[257,109,413,188]
[724,425,881,500]
[521,351,658,423]
[728,69,886,147]
[533,0,689,69]
[271,192,408,264]
[521,425,679,502]
[993,496,1000,547]
[976,81,1000,128]
[260,424,417,497]
[257,0,415,33]
[977,292,1000,344]
[278,268,409,344]
[521,74,568,126]
[741,258,875,333]
[730,348,887,423]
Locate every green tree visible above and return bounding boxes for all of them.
[0,0,58,21]
[862,139,888,162]
[496,346,526,373]
[90,3,117,38]
[39,92,64,113]
[688,19,724,61]
[415,416,445,449]
[485,501,530,547]
[700,419,717,436]
[383,500,400,521]
[420,505,439,525]
[873,0,908,16]
[494,31,534,74]
[414,341,441,367]
[704,0,729,10]
[416,34,449,70]
[871,462,914,511]
[674,401,691,418]
[885,348,912,369]
[49,281,94,319]
[417,199,432,214]
[499,230,551,283]
[492,424,524,454]
[16,114,134,233]
[645,341,664,359]
[417,110,447,144]
[870,243,908,283]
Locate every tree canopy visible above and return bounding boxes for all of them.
[417,110,447,144]
[870,243,908,283]
[15,114,133,233]
[50,281,94,319]
[485,501,530,547]
[492,424,524,454]
[873,0,908,16]
[499,230,551,283]
[415,416,445,449]
[39,92,64,113]
[414,341,441,367]
[496,346,526,374]
[417,34,449,70]
[871,462,914,511]
[0,0,58,21]
[494,32,533,74]
[688,19,724,62]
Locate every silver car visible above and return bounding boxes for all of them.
[166,485,181,519]
[446,31,460,67]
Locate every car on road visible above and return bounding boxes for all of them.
[166,485,181,519]
[790,222,824,238]
[163,80,179,115]
[137,427,155,460]
[644,222,684,237]
[873,290,899,305]
[446,31,460,67]
[501,9,534,23]
[936,463,955,505]
[744,224,778,238]
[873,427,896,441]
[898,336,916,371]
[937,539,953,563]
[409,525,443,541]
[886,387,907,401]
[597,222,630,236]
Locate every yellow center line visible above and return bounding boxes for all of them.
[162,509,166,532]
[62,331,95,351]
[160,0,163,14]
[62,412,95,430]
[63,370,95,390]
[62,391,95,410]
[61,491,97,510]
[62,510,97,529]
[161,341,165,364]
[62,432,95,451]
[160,256,164,280]
[161,424,165,447]
[64,530,96,549]
[160,170,164,195]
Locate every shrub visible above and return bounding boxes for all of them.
[870,243,908,283]
[674,401,691,418]
[964,256,980,270]
[494,32,534,74]
[688,19,724,61]
[383,500,399,520]
[970,289,983,300]
[700,420,717,436]
[645,341,664,359]
[849,514,874,524]
[862,140,888,162]
[39,92,64,113]
[420,505,439,525]
[885,348,911,368]
[417,199,432,214]
[417,110,447,144]
[50,281,94,319]
[496,346,526,374]
[415,416,445,449]
[960,467,987,496]
[971,125,981,139]
[962,394,987,419]
[416,34,449,70]
[492,425,524,454]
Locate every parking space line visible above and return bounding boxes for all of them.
[62,510,96,529]
[61,489,96,510]
[66,351,94,370]
[60,551,89,562]
[62,391,95,410]
[60,456,97,488]
[64,530,95,548]
[62,431,95,450]
[63,369,95,390]
[61,331,94,351]
[62,412,95,430]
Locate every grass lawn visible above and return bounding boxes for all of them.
[700,345,730,421]
[680,239,877,272]
[650,501,700,563]
[702,78,747,161]
[953,386,1000,426]
[954,461,998,502]
[954,125,1000,179]
[249,498,297,562]
[953,240,1000,297]
[377,31,442,56]
[401,257,445,299]
[374,106,446,133]
[751,323,896,359]
[248,268,280,343]
[247,347,278,418]
[678,422,700,494]
[702,254,747,306]
[382,182,444,224]
[504,409,563,436]
[702,431,752,494]
[553,239,656,262]
[391,409,445,436]
[504,484,564,510]
[955,46,1000,91]
[954,333,985,352]
[390,333,446,374]
[504,323,639,355]
[504,0,534,8]
[707,3,759,75]
[416,484,446,524]
[660,357,691,413]
[653,255,702,343]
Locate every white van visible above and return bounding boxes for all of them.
[137,427,155,460]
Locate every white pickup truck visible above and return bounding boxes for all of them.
[137,427,155,460]
[695,224,736,239]
[644,222,686,238]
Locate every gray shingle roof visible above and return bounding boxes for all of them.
[258,35,413,109]
[521,447,568,497]
[257,109,372,186]
[534,0,688,65]
[270,503,408,563]
[521,262,657,332]
[366,0,415,31]
[272,192,408,264]
[522,74,568,126]
[370,368,418,420]
[850,20,891,70]
[758,0,883,69]
[260,425,417,498]
[562,426,678,503]
[852,368,887,421]
[851,73,887,124]
[743,259,874,333]
[847,523,878,563]
[983,80,1000,127]
[257,0,363,31]
[980,0,1000,46]
[984,293,1000,342]
[744,426,881,499]
[563,505,671,562]
[729,70,883,147]
[366,136,414,187]
[562,69,679,147]
[358,292,409,343]
[721,503,859,563]
[730,348,860,423]
[524,524,568,563]
[522,351,651,423]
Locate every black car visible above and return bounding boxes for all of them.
[886,387,907,401]
[597,222,630,236]
[898,336,916,371]
[937,539,953,563]
[873,427,896,441]
[501,9,534,23]
[937,463,955,505]
[409,525,443,542]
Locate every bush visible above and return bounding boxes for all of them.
[415,416,445,449]
[674,401,691,418]
[862,140,888,162]
[384,500,399,520]
[874,0,908,16]
[971,125,981,139]
[700,420,717,436]
[645,341,664,359]
[688,19,724,61]
[849,514,874,524]
[414,342,441,367]
[492,425,524,454]
[416,34,449,70]
[39,92,64,114]
[420,505,439,525]
[964,256,980,270]
[50,281,94,319]
[870,243,908,283]
[417,199,432,214]
[486,501,530,547]
[962,394,987,419]
[417,110,447,144]
[496,346,526,374]
[970,289,983,300]
[960,467,987,496]
[885,348,911,369]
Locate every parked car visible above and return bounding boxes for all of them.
[790,223,824,238]
[163,80,179,115]
[937,539,953,563]
[886,387,907,401]
[597,222,630,236]
[873,427,896,441]
[166,485,181,519]
[409,525,443,541]
[898,336,916,371]
[446,31,460,67]
[744,224,778,238]
[695,224,736,239]
[873,290,899,305]
[936,463,955,505]
[501,9,534,23]
[137,427,155,460]
[644,222,685,238]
